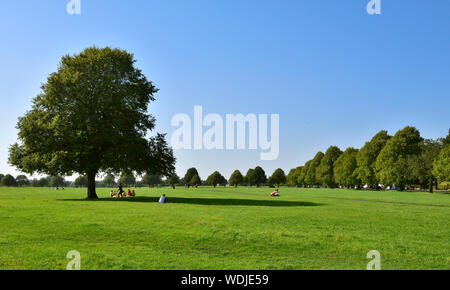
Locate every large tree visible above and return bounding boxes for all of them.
[8,47,175,199]
[375,126,423,190]
[268,168,286,187]
[316,146,343,187]
[207,171,225,188]
[253,166,267,187]
[229,170,244,187]
[355,130,391,186]
[184,168,199,186]
[334,148,360,188]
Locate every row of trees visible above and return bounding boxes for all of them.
[0,174,66,188]
[285,127,450,192]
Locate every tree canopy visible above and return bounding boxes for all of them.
[375,126,423,190]
[1,174,18,187]
[316,146,342,187]
[142,174,162,187]
[184,168,199,186]
[49,175,65,187]
[268,168,286,187]
[334,147,360,188]
[305,152,324,186]
[8,46,175,199]
[229,170,244,187]
[190,174,202,186]
[167,174,180,189]
[355,130,391,186]
[433,144,450,183]
[253,166,267,187]
[102,174,117,187]
[207,171,226,187]
[15,175,30,187]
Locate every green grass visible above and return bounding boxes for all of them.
[0,186,449,270]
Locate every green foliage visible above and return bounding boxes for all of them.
[433,145,450,183]
[184,168,200,185]
[190,174,202,186]
[376,126,423,189]
[15,175,30,187]
[1,174,18,187]
[334,148,360,187]
[49,175,65,187]
[409,139,443,192]
[268,168,286,187]
[141,174,162,187]
[444,129,450,146]
[207,171,226,187]
[8,46,175,199]
[229,170,244,187]
[102,174,117,187]
[316,146,343,187]
[245,169,257,186]
[167,174,180,188]
[119,172,136,187]
[286,167,304,186]
[73,175,88,188]
[355,130,391,186]
[253,166,267,187]
[305,152,324,185]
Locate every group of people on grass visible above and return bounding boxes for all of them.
[110,183,136,198]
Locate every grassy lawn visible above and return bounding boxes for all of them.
[0,186,449,270]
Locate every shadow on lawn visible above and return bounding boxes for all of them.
[62,196,323,207]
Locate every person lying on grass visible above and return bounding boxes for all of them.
[270,189,280,197]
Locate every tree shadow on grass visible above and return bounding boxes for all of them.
[61,196,323,207]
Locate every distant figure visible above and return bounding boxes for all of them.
[130,190,136,197]
[159,194,166,203]
[194,184,198,189]
[270,189,280,197]
[118,183,124,197]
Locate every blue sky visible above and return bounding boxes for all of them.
[0,0,449,180]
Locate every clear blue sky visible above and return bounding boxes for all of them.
[1,0,449,180]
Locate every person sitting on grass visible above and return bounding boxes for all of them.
[110,190,115,198]
[270,189,280,197]
[127,188,132,197]
[130,190,136,197]
[159,194,166,203]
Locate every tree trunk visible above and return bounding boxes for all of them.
[429,179,434,194]
[87,171,98,199]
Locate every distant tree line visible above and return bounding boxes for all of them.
[2,126,448,192]
[285,127,450,192]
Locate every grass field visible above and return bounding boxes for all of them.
[0,186,449,270]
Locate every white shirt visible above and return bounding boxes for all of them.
[159,196,166,203]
